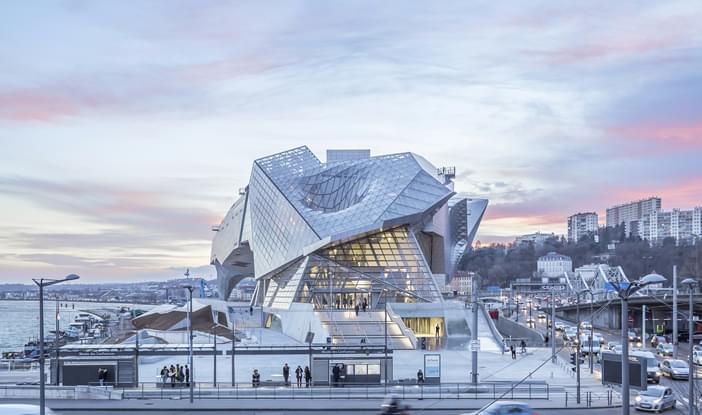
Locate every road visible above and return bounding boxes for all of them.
[51,408,625,415]
[522,299,701,413]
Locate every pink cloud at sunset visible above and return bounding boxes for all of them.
[608,122,702,150]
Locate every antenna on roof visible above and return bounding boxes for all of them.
[437,166,456,184]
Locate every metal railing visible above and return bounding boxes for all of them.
[117,381,553,400]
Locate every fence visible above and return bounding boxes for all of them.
[118,381,553,400]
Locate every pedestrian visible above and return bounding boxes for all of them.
[336,298,340,309]
[520,339,526,354]
[295,365,303,388]
[417,369,424,385]
[283,363,290,386]
[332,364,340,387]
[501,340,506,356]
[102,368,108,385]
[510,345,516,360]
[169,365,176,387]
[544,334,549,345]
[175,364,182,386]
[354,304,359,316]
[435,323,440,338]
[342,297,347,309]
[252,369,260,388]
[362,298,368,312]
[304,366,311,388]
[97,368,104,386]
[160,366,168,385]
[249,305,253,316]
[185,364,190,386]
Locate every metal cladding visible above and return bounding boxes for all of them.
[211,146,488,306]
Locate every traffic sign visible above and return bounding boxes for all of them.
[469,339,480,352]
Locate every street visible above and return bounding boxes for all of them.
[49,408,627,415]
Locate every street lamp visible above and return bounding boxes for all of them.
[578,289,595,375]
[33,274,80,415]
[182,285,195,404]
[681,278,697,415]
[610,272,666,415]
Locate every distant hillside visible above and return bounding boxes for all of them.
[461,225,702,287]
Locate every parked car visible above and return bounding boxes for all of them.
[462,401,536,415]
[692,350,702,366]
[651,335,667,348]
[659,359,689,380]
[634,385,676,412]
[0,405,56,415]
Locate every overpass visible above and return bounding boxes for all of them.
[553,293,702,334]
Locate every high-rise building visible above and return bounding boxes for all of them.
[606,197,661,236]
[639,207,702,244]
[567,212,598,242]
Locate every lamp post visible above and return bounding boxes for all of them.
[183,285,195,404]
[231,316,236,387]
[681,278,697,415]
[384,288,388,389]
[54,298,60,385]
[578,289,595,375]
[33,274,80,415]
[575,292,581,404]
[611,273,666,415]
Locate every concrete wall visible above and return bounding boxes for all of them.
[494,317,545,347]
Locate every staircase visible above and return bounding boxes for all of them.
[315,309,416,349]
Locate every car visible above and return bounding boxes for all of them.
[656,343,674,357]
[651,335,667,348]
[0,405,56,415]
[537,312,546,320]
[628,330,642,342]
[580,321,592,331]
[659,359,689,380]
[564,329,578,342]
[461,401,536,415]
[526,318,536,328]
[693,350,702,366]
[634,385,676,412]
[580,335,600,355]
[555,322,565,331]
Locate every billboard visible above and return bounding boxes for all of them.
[601,352,647,390]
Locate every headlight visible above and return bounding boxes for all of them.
[656,371,662,376]
[635,396,642,402]
[654,399,662,404]
[673,370,679,374]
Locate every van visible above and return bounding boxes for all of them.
[631,351,661,384]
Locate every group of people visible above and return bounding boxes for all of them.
[252,364,312,388]
[159,364,190,387]
[331,363,346,387]
[96,367,109,386]
[502,339,527,360]
[322,296,369,315]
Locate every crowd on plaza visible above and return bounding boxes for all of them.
[252,363,312,388]
[158,363,190,387]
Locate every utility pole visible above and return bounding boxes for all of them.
[672,265,678,358]
[575,293,581,404]
[642,305,646,350]
[471,275,480,384]
[682,278,697,415]
[550,287,556,363]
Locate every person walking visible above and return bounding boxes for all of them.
[332,364,340,387]
[342,297,348,309]
[304,366,311,388]
[435,323,440,338]
[520,339,526,354]
[295,365,303,388]
[249,305,253,316]
[510,345,516,360]
[283,363,290,386]
[184,364,190,386]
[362,298,367,312]
[97,368,104,386]
[336,298,340,310]
[252,369,260,388]
[354,303,359,317]
[501,340,506,356]
[160,366,168,385]
[417,369,424,385]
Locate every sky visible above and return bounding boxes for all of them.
[0,1,701,283]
